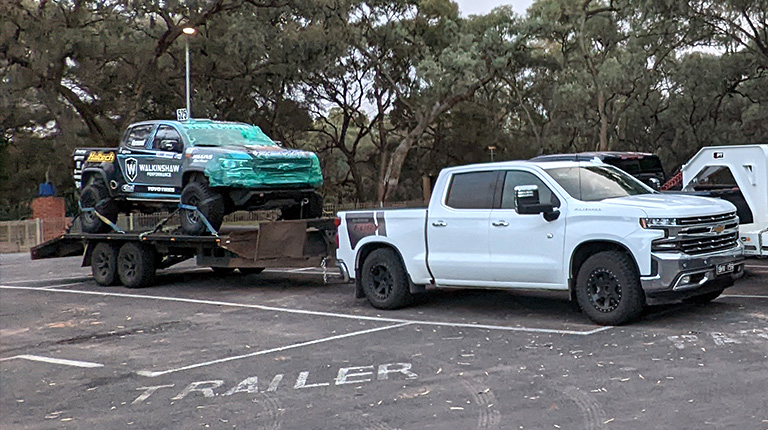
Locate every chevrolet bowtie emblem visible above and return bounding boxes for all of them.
[712,224,725,233]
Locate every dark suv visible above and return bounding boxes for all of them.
[74,119,324,235]
[530,152,666,189]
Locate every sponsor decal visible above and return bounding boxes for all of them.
[147,186,176,193]
[139,163,181,178]
[346,211,387,249]
[125,158,138,182]
[122,184,135,193]
[86,152,115,163]
[191,154,214,163]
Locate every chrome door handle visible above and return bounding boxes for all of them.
[491,220,509,227]
[432,221,447,227]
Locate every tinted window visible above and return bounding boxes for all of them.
[545,165,652,201]
[500,171,560,209]
[122,125,154,148]
[445,171,498,209]
[152,125,182,151]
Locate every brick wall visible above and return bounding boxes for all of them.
[31,197,68,242]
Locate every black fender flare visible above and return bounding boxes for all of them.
[80,168,114,195]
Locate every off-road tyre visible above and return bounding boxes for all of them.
[361,248,414,310]
[80,181,119,233]
[180,180,225,235]
[117,242,157,288]
[684,289,724,304]
[575,250,645,326]
[279,193,324,220]
[238,267,265,275]
[91,242,120,286]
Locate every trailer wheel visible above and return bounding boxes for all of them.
[575,251,645,326]
[91,242,119,286]
[80,182,119,233]
[361,248,413,310]
[117,242,157,288]
[180,180,224,235]
[238,267,265,275]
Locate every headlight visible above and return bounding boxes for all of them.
[640,218,678,228]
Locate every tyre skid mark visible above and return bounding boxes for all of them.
[562,386,607,430]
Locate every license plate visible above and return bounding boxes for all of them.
[716,262,735,275]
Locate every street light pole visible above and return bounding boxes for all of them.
[182,27,196,120]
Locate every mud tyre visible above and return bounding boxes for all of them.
[117,242,157,288]
[575,251,645,326]
[180,180,224,235]
[361,248,413,310]
[80,182,119,233]
[91,242,120,286]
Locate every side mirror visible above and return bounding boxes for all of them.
[514,185,560,222]
[647,177,661,190]
[160,139,181,152]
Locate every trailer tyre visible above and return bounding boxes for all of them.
[80,182,119,233]
[239,267,265,275]
[180,180,224,235]
[575,251,644,326]
[117,242,157,288]
[91,242,120,286]
[361,248,413,310]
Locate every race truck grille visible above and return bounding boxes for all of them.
[254,158,313,181]
[653,212,739,255]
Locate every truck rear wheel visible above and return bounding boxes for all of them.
[180,180,224,235]
[80,182,119,233]
[361,248,413,309]
[575,251,644,326]
[117,242,157,288]
[91,242,119,286]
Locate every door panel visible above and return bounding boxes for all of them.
[427,170,499,285]
[488,170,567,288]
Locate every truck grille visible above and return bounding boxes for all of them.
[255,158,313,181]
[653,212,739,255]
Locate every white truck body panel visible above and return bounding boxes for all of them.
[337,159,745,317]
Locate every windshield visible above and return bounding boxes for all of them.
[180,122,277,147]
[544,165,653,201]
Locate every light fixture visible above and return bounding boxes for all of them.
[182,27,196,35]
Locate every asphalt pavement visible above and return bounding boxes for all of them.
[1,252,767,430]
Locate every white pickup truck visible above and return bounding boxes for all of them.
[336,160,746,325]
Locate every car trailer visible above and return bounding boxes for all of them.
[30,218,344,288]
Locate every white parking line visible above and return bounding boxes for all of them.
[0,285,609,336]
[2,275,91,285]
[0,354,103,368]
[137,322,414,377]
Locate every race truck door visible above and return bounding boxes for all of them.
[427,170,497,286]
[487,169,567,288]
[117,124,184,200]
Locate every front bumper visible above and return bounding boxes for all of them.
[640,244,745,305]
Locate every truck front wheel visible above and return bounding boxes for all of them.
[361,248,413,309]
[91,242,119,286]
[80,182,119,233]
[117,242,157,288]
[180,180,224,235]
[575,251,645,326]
